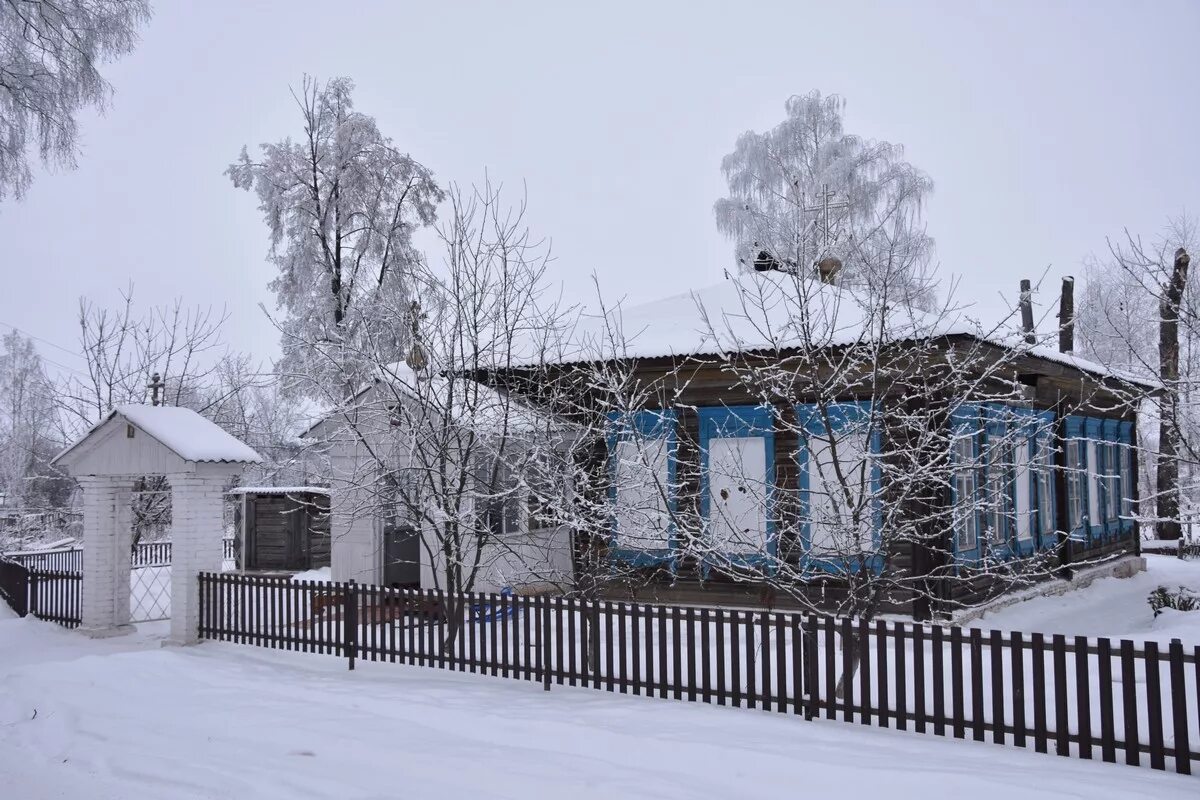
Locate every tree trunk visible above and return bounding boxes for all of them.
[1157,248,1191,540]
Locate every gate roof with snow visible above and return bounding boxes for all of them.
[52,404,262,476]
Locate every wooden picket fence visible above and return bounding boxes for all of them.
[0,557,81,627]
[197,572,1200,776]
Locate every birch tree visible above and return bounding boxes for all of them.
[714,90,936,309]
[0,330,67,524]
[306,179,578,645]
[0,0,151,202]
[228,76,445,401]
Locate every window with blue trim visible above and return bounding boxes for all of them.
[607,410,677,565]
[1064,416,1089,539]
[1103,419,1120,535]
[796,402,881,571]
[955,405,1063,561]
[951,404,982,556]
[1118,421,1134,529]
[1007,407,1052,555]
[1084,418,1105,542]
[982,406,1013,555]
[1033,422,1056,548]
[698,405,775,570]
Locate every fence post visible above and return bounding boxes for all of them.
[23,568,34,618]
[803,616,818,720]
[540,595,551,692]
[345,579,357,671]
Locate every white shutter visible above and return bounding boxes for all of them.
[706,436,768,555]
[613,437,670,550]
[806,428,872,554]
[1015,439,1032,541]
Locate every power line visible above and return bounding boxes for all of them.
[0,321,92,379]
[0,320,84,361]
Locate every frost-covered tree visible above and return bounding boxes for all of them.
[56,288,309,543]
[0,0,151,202]
[714,91,936,308]
[0,330,66,515]
[1078,216,1200,540]
[228,76,445,401]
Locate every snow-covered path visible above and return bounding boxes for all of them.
[0,609,1193,799]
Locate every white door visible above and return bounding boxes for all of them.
[707,436,768,557]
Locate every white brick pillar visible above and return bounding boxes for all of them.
[168,467,236,645]
[79,477,134,637]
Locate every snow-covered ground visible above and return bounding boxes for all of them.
[970,554,1200,644]
[0,608,1194,799]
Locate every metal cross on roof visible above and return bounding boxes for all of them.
[802,183,849,251]
[147,372,165,406]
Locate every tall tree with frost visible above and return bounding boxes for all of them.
[0,0,151,202]
[714,91,936,308]
[0,330,65,514]
[228,76,445,400]
[1078,217,1200,540]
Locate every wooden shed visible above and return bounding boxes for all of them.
[230,487,331,573]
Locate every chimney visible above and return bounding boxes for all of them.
[817,256,842,285]
[1058,276,1074,354]
[1019,279,1036,345]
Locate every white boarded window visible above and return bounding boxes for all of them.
[805,425,873,554]
[613,437,671,551]
[706,436,769,556]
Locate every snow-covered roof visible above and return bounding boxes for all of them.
[228,486,329,496]
[53,405,263,466]
[302,361,570,440]
[528,271,1159,390]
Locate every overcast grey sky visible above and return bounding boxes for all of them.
[1,0,1197,377]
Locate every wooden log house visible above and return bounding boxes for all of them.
[491,271,1157,619]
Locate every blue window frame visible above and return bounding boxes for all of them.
[950,403,983,564]
[1103,419,1121,537]
[1083,417,1106,543]
[982,404,1016,560]
[607,409,677,568]
[1063,415,1090,541]
[698,405,776,572]
[796,401,882,575]
[1031,412,1057,551]
[1004,406,1051,557]
[1118,421,1134,532]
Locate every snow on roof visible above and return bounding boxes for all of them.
[228,486,329,496]
[302,361,568,440]
[53,405,263,466]
[527,271,1159,390]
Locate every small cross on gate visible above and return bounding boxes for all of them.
[147,372,165,406]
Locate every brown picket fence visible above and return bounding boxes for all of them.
[0,557,81,628]
[197,572,1200,776]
